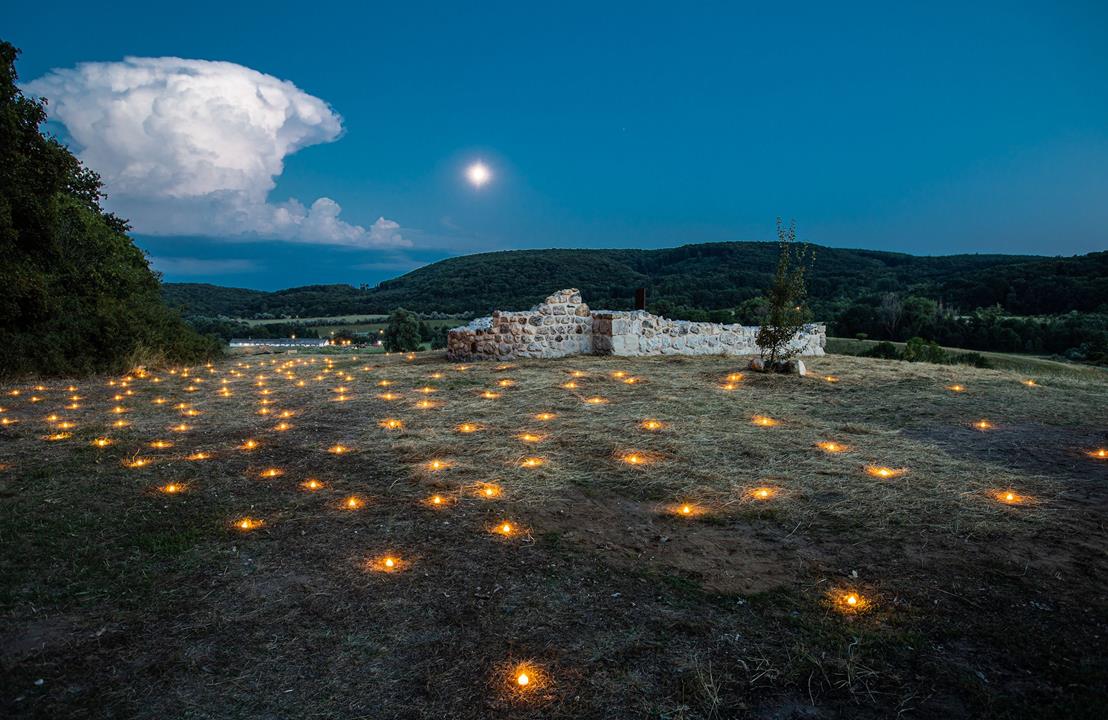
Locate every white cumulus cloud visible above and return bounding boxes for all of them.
[26,57,407,247]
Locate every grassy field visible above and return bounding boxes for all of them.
[827,336,1108,380]
[1,352,1106,718]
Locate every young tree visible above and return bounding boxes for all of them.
[383,308,422,352]
[755,220,815,368]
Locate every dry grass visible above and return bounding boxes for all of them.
[1,351,1106,718]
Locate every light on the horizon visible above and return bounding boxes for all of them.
[466,161,491,187]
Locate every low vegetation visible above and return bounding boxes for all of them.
[2,351,1106,718]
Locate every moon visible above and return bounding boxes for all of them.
[466,161,491,187]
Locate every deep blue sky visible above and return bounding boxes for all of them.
[9,1,1107,290]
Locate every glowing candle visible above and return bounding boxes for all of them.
[640,419,664,431]
[160,483,183,494]
[260,468,283,478]
[478,483,502,499]
[725,372,744,383]
[92,437,112,448]
[149,440,174,449]
[622,377,640,384]
[426,459,449,471]
[720,383,737,391]
[171,424,191,433]
[377,392,399,401]
[865,465,905,479]
[343,495,364,510]
[328,444,348,454]
[112,420,130,428]
[516,433,543,443]
[1021,379,1038,387]
[415,399,439,409]
[611,371,627,379]
[534,412,556,422]
[125,458,151,468]
[517,672,529,686]
[561,381,578,390]
[584,396,608,405]
[817,441,847,453]
[43,432,71,441]
[823,375,840,383]
[1087,448,1107,460]
[497,379,515,388]
[241,439,259,450]
[379,418,404,430]
[302,479,323,491]
[751,415,779,427]
[946,384,966,393]
[520,457,544,468]
[274,422,292,431]
[186,452,211,461]
[456,422,481,433]
[236,517,262,531]
[972,419,993,431]
[496,522,514,535]
[751,487,775,500]
[480,391,501,400]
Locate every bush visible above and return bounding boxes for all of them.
[901,336,947,364]
[952,352,992,369]
[863,341,900,360]
[383,308,421,352]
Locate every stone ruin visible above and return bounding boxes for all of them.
[446,289,826,361]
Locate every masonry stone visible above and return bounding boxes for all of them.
[445,289,826,361]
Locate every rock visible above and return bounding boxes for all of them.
[796,359,807,376]
[748,357,765,372]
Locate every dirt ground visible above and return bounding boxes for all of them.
[1,352,1106,719]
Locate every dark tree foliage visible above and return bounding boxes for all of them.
[755,220,815,365]
[163,247,1107,322]
[0,41,219,376]
[383,309,421,352]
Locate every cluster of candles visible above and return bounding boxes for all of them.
[7,352,1102,695]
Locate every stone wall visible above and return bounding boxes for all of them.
[446,289,825,361]
[446,289,594,360]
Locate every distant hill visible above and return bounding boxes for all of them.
[163,242,1108,319]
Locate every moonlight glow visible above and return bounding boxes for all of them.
[466,161,491,187]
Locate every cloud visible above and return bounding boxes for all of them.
[148,256,258,275]
[26,57,407,248]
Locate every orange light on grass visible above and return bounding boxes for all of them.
[235,517,262,531]
[946,384,966,393]
[519,457,544,468]
[186,451,211,461]
[972,419,994,431]
[865,465,906,479]
[259,467,283,478]
[641,418,665,431]
[379,418,404,430]
[92,437,113,448]
[516,432,544,443]
[240,439,259,451]
[1021,379,1039,387]
[149,440,173,449]
[1086,448,1107,460]
[823,375,840,383]
[584,396,608,405]
[534,412,556,422]
[43,432,71,441]
[477,483,502,499]
[125,457,151,468]
[159,483,184,495]
[456,422,481,434]
[342,495,364,510]
[561,381,578,390]
[302,478,324,491]
[426,459,450,472]
[480,390,501,400]
[328,444,349,455]
[817,441,848,453]
[751,415,779,427]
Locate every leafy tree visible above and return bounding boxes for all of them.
[0,41,218,376]
[383,308,421,352]
[755,220,815,366]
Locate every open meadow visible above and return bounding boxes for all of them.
[2,352,1107,718]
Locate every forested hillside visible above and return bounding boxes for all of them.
[165,244,1107,318]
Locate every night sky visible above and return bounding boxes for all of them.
[9,1,1107,289]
